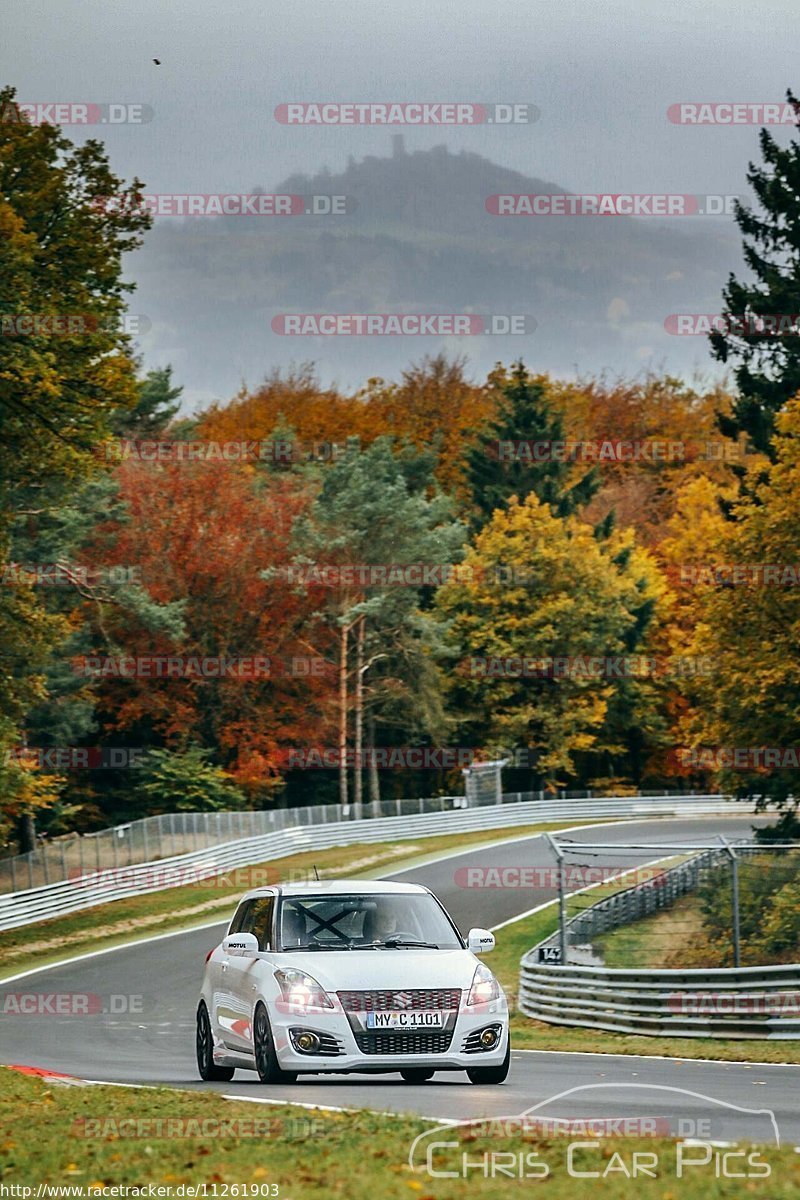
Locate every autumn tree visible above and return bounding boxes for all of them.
[674,395,800,809]
[84,459,327,816]
[0,87,150,849]
[436,492,664,789]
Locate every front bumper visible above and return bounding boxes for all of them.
[269,998,509,1072]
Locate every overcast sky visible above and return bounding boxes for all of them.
[4,1,800,405]
[4,0,798,195]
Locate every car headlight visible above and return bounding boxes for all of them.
[274,968,334,1011]
[466,961,501,1006]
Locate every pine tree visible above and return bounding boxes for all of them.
[464,361,599,530]
[111,366,182,438]
[710,90,800,457]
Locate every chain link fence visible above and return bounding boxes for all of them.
[0,786,715,894]
[520,839,800,1037]
[538,837,800,969]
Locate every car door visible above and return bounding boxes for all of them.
[222,895,275,1053]
[215,899,254,1049]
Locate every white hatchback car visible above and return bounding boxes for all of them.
[197,880,510,1085]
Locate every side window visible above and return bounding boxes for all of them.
[250,897,275,952]
[228,900,254,935]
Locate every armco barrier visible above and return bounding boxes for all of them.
[0,793,734,931]
[0,787,725,893]
[518,960,800,1039]
[519,846,800,1039]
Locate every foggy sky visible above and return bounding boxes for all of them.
[3,0,799,406]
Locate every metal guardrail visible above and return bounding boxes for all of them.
[519,846,800,1039]
[0,793,733,931]
[0,786,705,894]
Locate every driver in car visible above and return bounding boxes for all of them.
[363,899,399,944]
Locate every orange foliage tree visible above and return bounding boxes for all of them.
[88,459,337,797]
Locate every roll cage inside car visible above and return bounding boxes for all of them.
[226,889,466,953]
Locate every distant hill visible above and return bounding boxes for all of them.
[127,139,743,406]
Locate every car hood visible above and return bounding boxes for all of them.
[269,948,484,992]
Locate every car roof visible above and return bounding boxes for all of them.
[237,879,431,901]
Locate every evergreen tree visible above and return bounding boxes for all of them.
[465,361,599,530]
[110,366,182,438]
[711,90,800,457]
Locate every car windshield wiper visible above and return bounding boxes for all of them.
[375,938,440,949]
[281,942,353,951]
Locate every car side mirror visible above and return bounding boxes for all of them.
[467,927,495,954]
[223,932,259,957]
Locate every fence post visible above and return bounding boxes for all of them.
[731,851,741,968]
[719,836,741,968]
[545,833,568,965]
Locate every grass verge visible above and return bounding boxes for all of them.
[593,893,708,969]
[1,1067,796,1196]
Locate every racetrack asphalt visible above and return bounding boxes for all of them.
[2,814,798,1143]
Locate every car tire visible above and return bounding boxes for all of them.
[253,1002,298,1084]
[466,1037,510,1085]
[196,1003,235,1082]
[399,1069,435,1083]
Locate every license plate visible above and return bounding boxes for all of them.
[365,1010,444,1029]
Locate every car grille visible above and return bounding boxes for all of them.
[355,1030,454,1055]
[337,988,461,1012]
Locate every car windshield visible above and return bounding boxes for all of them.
[277,892,463,951]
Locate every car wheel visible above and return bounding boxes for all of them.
[253,1002,298,1084]
[466,1037,510,1085]
[399,1068,435,1083]
[196,1003,235,1082]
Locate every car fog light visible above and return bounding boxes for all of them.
[479,1027,498,1047]
[295,1031,320,1052]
